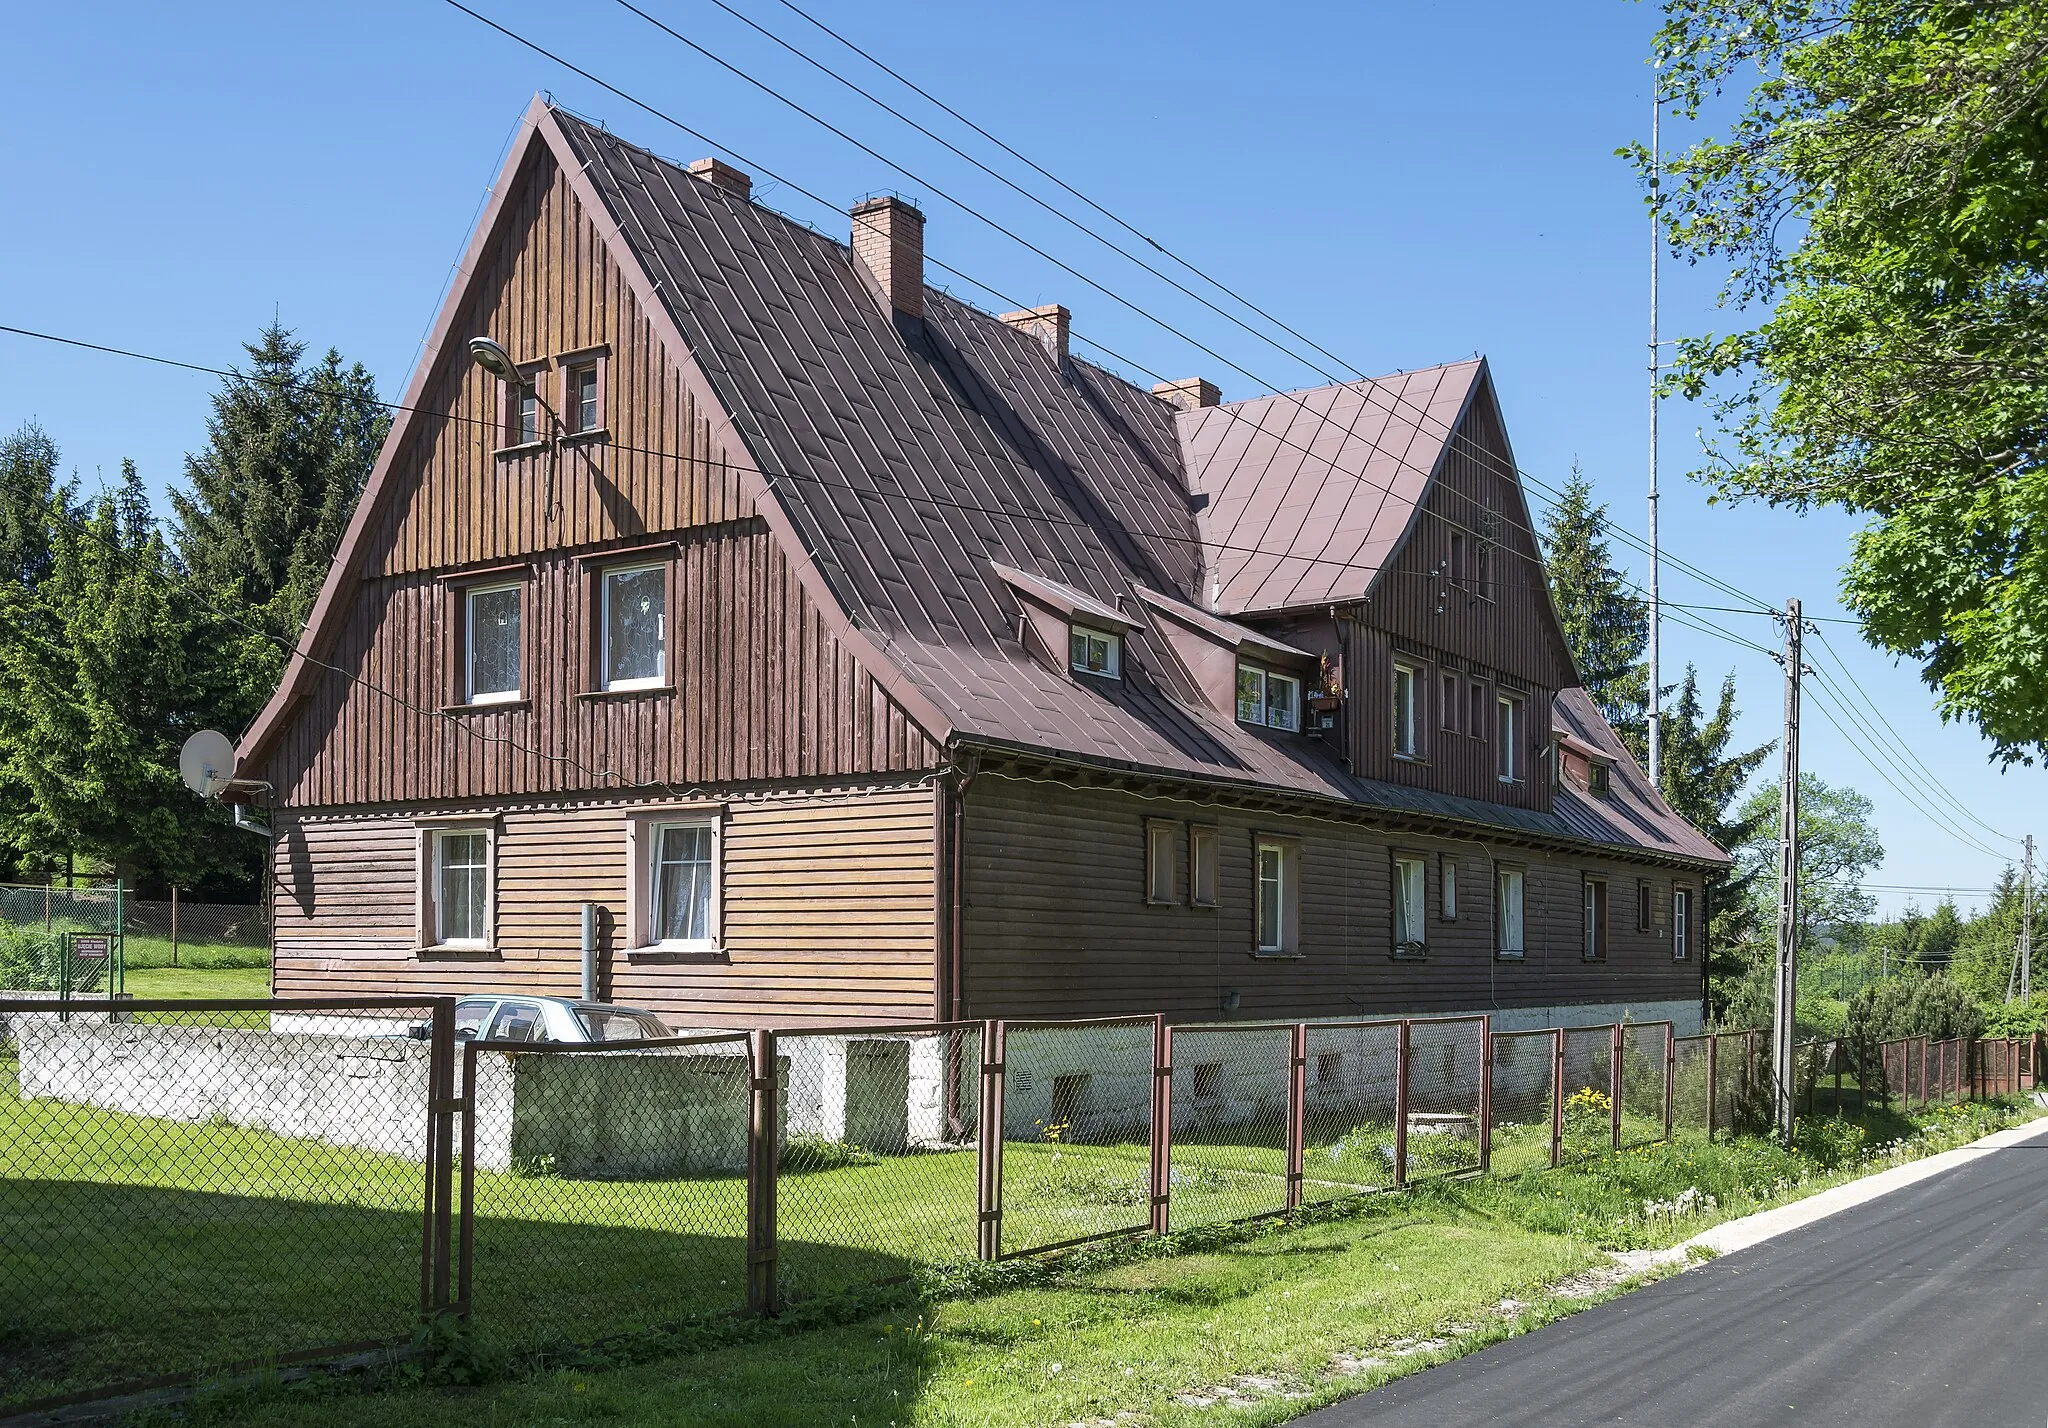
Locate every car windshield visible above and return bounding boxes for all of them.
[575,1008,670,1042]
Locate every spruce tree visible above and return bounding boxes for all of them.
[1540,465,1649,754]
[171,323,385,728]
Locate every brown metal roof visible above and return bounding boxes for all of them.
[1181,363,1483,614]
[473,110,1727,868]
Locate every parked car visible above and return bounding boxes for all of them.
[409,996,674,1044]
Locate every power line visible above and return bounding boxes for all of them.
[1801,682,2012,861]
[439,0,1787,629]
[1810,624,2019,845]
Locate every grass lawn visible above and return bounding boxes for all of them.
[122,965,272,1000]
[171,1093,2043,1428]
[3,1004,2033,1421]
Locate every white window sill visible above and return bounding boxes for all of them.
[494,441,548,461]
[578,683,675,701]
[442,698,530,714]
[562,427,611,446]
[626,944,726,965]
[1496,951,1526,962]
[1249,949,1305,960]
[418,944,502,960]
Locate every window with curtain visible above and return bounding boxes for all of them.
[435,830,489,945]
[1497,867,1525,958]
[650,822,716,945]
[464,583,522,703]
[603,564,667,690]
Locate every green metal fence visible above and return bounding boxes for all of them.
[0,884,126,997]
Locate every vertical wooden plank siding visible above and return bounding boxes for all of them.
[1339,395,1568,810]
[271,785,939,1027]
[959,777,1701,1022]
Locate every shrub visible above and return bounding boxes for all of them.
[781,1133,881,1172]
[1561,1087,1612,1158]
[0,927,64,991]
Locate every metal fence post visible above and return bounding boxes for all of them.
[1745,1029,1757,1126]
[746,1028,779,1315]
[1609,1023,1623,1151]
[1286,1022,1308,1209]
[1393,1019,1411,1188]
[1706,1032,1719,1142]
[1663,1023,1675,1142]
[457,1039,476,1318]
[1150,1015,1172,1235]
[976,1020,1005,1261]
[419,996,456,1318]
[1477,1015,1494,1174]
[1920,1036,1929,1106]
[1550,1026,1565,1167]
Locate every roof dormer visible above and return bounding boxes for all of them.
[990,562,1138,682]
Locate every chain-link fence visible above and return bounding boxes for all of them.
[456,1031,751,1352]
[0,885,127,996]
[1163,1023,1295,1230]
[0,997,454,1415]
[125,898,270,967]
[773,1024,981,1302]
[1619,1023,1671,1148]
[996,1018,1157,1258]
[1300,1020,1402,1204]
[13,1002,1816,1416]
[1488,1029,1559,1173]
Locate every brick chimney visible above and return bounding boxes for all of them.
[1153,378,1221,412]
[852,195,925,319]
[687,157,752,200]
[1000,304,1070,363]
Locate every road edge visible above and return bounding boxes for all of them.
[1681,1103,2048,1261]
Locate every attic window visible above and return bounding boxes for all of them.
[1069,626,1121,678]
[1235,663,1301,732]
[1588,761,1612,799]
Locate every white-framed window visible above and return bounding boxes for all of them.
[1393,661,1419,758]
[1583,875,1608,961]
[568,362,600,434]
[602,563,667,690]
[1496,866,1525,958]
[1673,886,1693,961]
[647,820,718,948]
[1442,856,1459,921]
[1145,820,1177,905]
[1235,663,1302,732]
[1069,625,1121,678]
[1255,838,1299,954]
[1393,853,1427,957]
[464,582,522,704]
[425,826,493,948]
[1189,824,1219,908]
[1496,693,1523,781]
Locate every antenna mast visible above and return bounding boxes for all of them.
[1647,85,1663,789]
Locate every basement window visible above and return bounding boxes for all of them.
[1069,626,1121,678]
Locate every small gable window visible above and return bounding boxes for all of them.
[1069,626,1121,678]
[1235,663,1301,732]
[502,371,542,449]
[1441,672,1459,731]
[569,363,600,434]
[1496,693,1523,781]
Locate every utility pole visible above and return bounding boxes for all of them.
[2007,834,2034,1003]
[1646,87,1664,790]
[1774,598,1803,1147]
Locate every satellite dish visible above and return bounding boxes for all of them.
[179,729,238,799]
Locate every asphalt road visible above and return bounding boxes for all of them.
[1302,1124,2048,1427]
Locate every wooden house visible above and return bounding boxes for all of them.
[236,99,1730,1032]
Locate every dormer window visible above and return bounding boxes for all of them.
[1235,663,1301,731]
[1588,761,1612,799]
[1069,626,1121,678]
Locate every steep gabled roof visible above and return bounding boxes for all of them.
[1182,362,1484,614]
[242,100,1725,869]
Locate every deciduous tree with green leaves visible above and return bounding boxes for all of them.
[1636,0,2048,764]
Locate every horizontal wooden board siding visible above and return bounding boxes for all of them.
[1340,390,1568,810]
[263,522,940,805]
[272,785,939,1028]
[960,776,1700,1022]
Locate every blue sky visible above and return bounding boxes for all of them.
[1,0,2033,914]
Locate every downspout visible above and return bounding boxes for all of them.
[946,752,979,1022]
